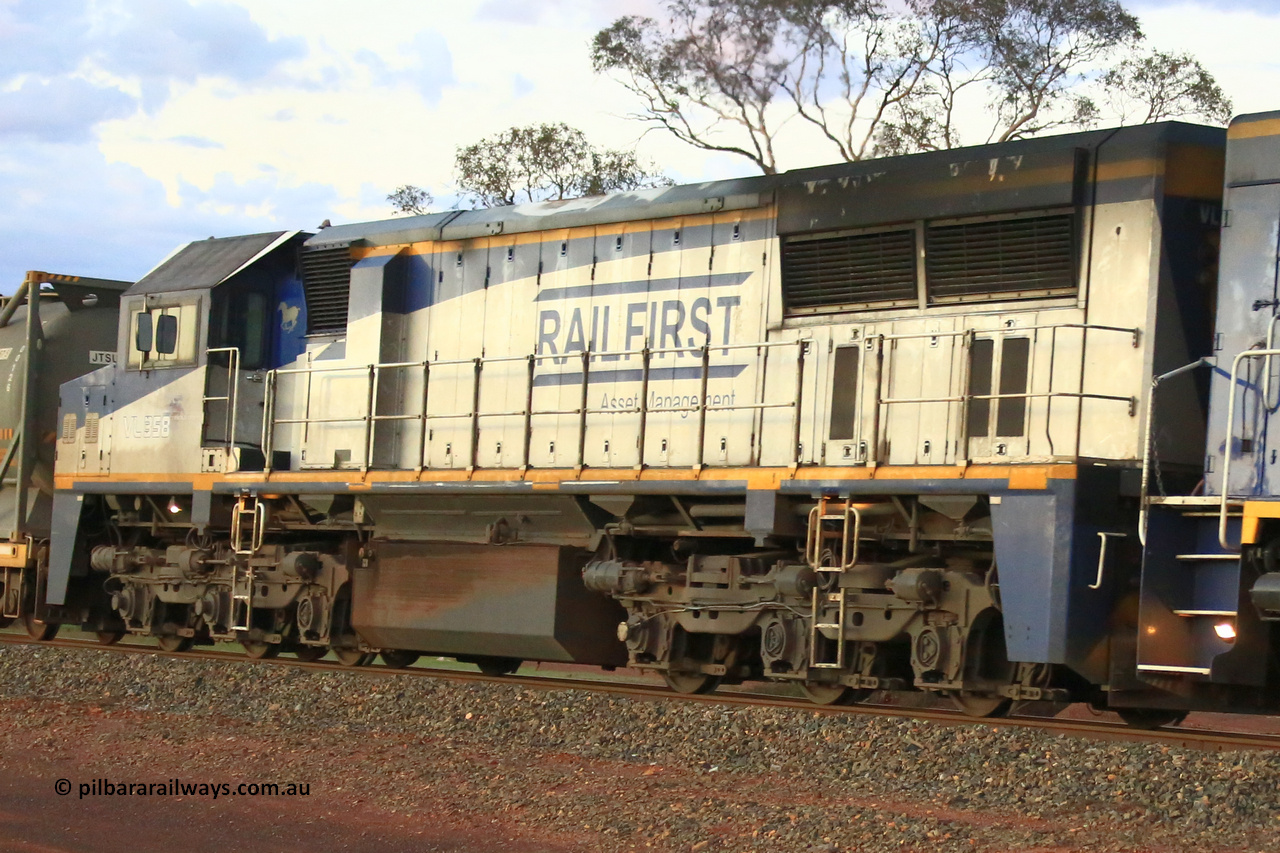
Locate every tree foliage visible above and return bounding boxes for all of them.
[456,123,671,208]
[388,123,671,215]
[592,0,1232,171]
[1102,49,1232,126]
[591,2,795,174]
[386,184,433,216]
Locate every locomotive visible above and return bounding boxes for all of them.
[7,110,1280,728]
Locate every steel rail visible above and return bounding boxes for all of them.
[2,632,1278,753]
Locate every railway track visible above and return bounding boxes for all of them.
[2,631,1278,754]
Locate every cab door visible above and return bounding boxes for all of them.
[204,286,269,470]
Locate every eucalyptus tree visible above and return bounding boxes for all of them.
[591,0,1231,171]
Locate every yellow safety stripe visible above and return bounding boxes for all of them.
[56,463,1077,493]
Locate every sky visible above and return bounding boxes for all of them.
[2,0,1279,291]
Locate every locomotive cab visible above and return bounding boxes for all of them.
[57,231,307,485]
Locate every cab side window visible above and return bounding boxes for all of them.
[134,312,153,355]
[209,288,269,371]
[156,314,178,354]
[129,302,198,369]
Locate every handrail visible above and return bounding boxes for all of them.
[263,338,809,473]
[203,347,241,461]
[1267,314,1280,410]
[866,322,1136,466]
[268,401,801,428]
[261,370,276,468]
[362,363,377,473]
[268,339,804,378]
[805,501,862,569]
[1218,348,1280,550]
[1138,357,1214,546]
[879,390,1135,410]
[877,322,1139,347]
[261,317,1140,476]
[878,387,1136,461]
[1090,531,1126,589]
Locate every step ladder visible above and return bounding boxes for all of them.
[229,495,265,632]
[1138,550,1241,676]
[805,498,861,670]
[1136,506,1254,680]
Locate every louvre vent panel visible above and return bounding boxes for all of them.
[301,246,353,335]
[926,215,1075,302]
[60,413,77,444]
[84,413,100,445]
[782,230,917,313]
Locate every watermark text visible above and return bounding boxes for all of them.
[56,778,310,799]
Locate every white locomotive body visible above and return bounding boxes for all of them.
[31,116,1273,726]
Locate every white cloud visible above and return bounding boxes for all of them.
[1132,2,1280,115]
[0,76,136,141]
[168,135,223,149]
[95,0,306,83]
[0,0,95,78]
[352,30,455,106]
[0,139,327,286]
[0,0,1270,291]
[94,0,738,225]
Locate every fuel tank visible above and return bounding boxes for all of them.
[351,541,628,666]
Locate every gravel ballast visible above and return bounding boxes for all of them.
[1,642,1278,851]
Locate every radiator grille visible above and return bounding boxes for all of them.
[84,412,99,444]
[926,214,1075,302]
[781,229,917,314]
[300,246,353,335]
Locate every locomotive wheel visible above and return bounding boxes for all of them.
[293,645,327,662]
[333,647,375,666]
[22,615,59,641]
[381,650,420,669]
[949,691,1012,718]
[95,631,125,646]
[1117,708,1188,730]
[662,670,721,694]
[949,609,1015,718]
[474,656,522,676]
[800,682,855,705]
[156,635,193,653]
[242,640,280,660]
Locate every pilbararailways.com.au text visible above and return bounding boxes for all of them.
[56,778,310,799]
